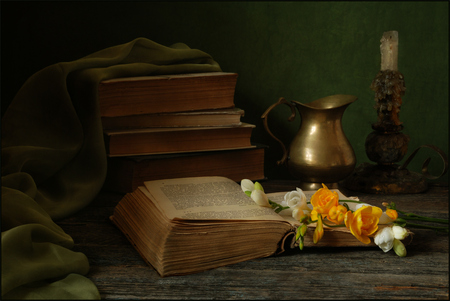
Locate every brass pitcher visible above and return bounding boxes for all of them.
[262,94,357,190]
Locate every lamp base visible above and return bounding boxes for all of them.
[342,162,427,194]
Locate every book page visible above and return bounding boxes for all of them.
[142,176,287,222]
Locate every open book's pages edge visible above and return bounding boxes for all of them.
[110,190,173,274]
[109,213,164,273]
[157,221,294,276]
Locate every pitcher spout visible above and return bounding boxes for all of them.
[294,94,357,110]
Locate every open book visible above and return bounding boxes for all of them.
[110,176,380,277]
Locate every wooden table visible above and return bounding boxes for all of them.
[58,180,449,300]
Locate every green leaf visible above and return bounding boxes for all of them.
[245,191,252,197]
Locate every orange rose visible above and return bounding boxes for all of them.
[344,205,382,244]
[310,183,339,218]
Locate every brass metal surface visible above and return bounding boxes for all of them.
[262,95,357,190]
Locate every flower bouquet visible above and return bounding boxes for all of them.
[241,179,448,257]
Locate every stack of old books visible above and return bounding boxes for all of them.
[100,72,266,193]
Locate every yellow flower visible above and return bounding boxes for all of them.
[313,214,324,244]
[344,205,382,244]
[386,208,398,221]
[310,183,339,218]
[327,205,348,225]
[310,209,319,222]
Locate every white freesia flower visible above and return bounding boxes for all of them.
[250,189,271,207]
[374,226,395,253]
[392,225,409,240]
[292,207,310,221]
[241,179,255,193]
[282,188,308,210]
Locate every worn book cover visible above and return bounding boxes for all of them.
[98,72,238,117]
[101,108,245,129]
[104,123,255,156]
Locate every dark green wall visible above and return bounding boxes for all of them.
[2,1,448,184]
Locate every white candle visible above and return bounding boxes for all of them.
[380,31,398,71]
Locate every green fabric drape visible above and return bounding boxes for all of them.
[1,38,222,299]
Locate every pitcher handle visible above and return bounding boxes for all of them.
[261,97,296,165]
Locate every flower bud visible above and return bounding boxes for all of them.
[393,238,407,257]
[241,179,254,193]
[386,208,398,221]
[250,189,270,207]
[298,236,304,250]
[254,181,264,192]
[299,224,308,236]
[313,214,324,244]
[392,225,409,240]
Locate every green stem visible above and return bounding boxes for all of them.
[400,215,449,224]
[307,200,365,205]
[269,199,289,213]
[339,199,365,204]
[404,222,449,232]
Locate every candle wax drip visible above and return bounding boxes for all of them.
[370,69,406,132]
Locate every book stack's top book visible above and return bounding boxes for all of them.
[99,71,257,157]
[98,72,239,117]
